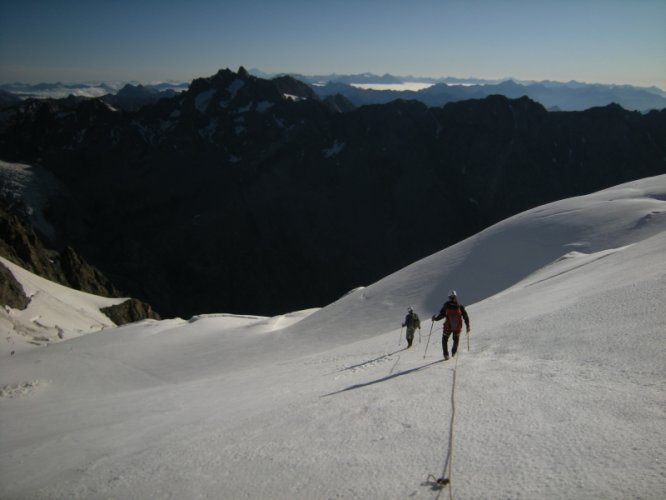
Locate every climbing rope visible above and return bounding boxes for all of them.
[434,351,460,500]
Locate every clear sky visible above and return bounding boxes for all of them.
[1,0,665,89]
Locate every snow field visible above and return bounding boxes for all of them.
[1,175,665,499]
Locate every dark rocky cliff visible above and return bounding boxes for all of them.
[0,203,159,324]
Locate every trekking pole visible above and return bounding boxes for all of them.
[467,330,471,352]
[418,327,422,344]
[398,326,404,346]
[423,321,435,359]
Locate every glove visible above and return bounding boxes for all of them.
[431,315,436,321]
[466,327,471,334]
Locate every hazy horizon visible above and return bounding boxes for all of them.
[2,68,665,94]
[1,1,664,90]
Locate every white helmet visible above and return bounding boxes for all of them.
[448,290,457,299]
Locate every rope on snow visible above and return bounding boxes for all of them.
[389,353,402,375]
[433,351,460,500]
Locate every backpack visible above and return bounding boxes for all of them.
[445,306,463,333]
[413,313,420,329]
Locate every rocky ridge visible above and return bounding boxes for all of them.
[0,67,664,318]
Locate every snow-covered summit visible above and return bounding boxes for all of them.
[1,176,664,499]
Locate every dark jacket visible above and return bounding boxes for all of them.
[403,311,420,330]
[433,300,470,333]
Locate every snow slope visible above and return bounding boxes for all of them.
[0,256,127,356]
[1,176,665,499]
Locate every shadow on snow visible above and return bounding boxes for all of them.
[335,347,409,373]
[322,358,445,397]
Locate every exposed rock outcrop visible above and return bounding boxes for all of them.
[0,261,29,310]
[0,202,65,284]
[101,298,160,325]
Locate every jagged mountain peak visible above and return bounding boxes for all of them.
[237,65,250,79]
[181,67,315,115]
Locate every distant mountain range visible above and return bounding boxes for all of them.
[2,72,665,112]
[311,78,666,112]
[1,67,665,319]
[0,81,189,100]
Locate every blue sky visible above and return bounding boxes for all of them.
[1,0,665,88]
